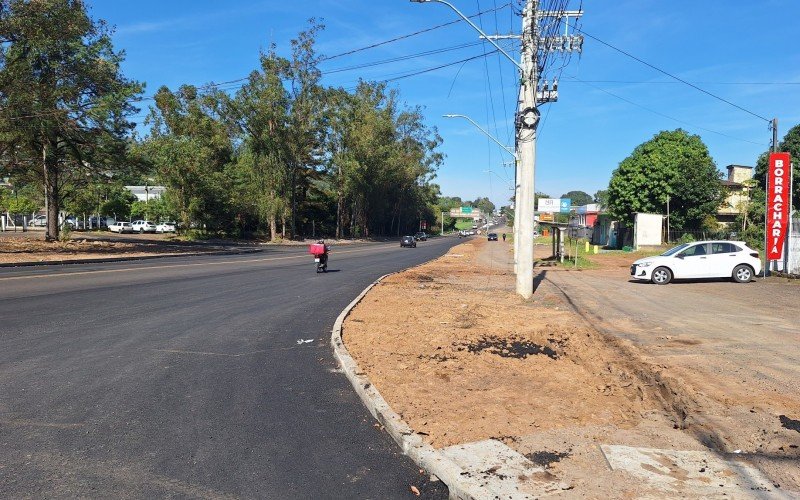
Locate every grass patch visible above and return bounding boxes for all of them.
[454,220,475,230]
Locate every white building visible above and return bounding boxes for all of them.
[125,185,166,202]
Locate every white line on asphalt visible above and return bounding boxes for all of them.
[0,240,446,282]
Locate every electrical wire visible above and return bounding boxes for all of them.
[572,25,772,123]
[566,75,768,146]
[320,3,512,62]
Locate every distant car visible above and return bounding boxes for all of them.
[401,235,417,248]
[131,220,156,233]
[631,240,761,285]
[156,221,176,233]
[487,233,498,241]
[414,232,428,241]
[33,215,47,227]
[108,221,133,233]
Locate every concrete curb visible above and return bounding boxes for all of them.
[0,248,264,268]
[330,272,476,500]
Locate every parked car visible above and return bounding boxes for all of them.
[630,241,761,285]
[33,215,47,227]
[414,231,428,241]
[63,216,86,230]
[156,221,176,233]
[108,221,133,233]
[131,220,157,233]
[487,233,498,241]
[400,235,417,248]
[87,216,109,229]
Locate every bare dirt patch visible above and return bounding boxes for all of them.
[343,237,799,496]
[344,240,684,448]
[0,235,214,264]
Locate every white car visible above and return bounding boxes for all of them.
[108,221,133,233]
[631,240,761,285]
[131,220,156,233]
[156,221,176,233]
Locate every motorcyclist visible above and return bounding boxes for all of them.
[316,240,329,267]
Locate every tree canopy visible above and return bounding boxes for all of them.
[560,190,592,207]
[0,0,143,239]
[607,129,723,231]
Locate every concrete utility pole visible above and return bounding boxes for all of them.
[515,0,538,298]
[413,0,582,298]
[765,118,779,276]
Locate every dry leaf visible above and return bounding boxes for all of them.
[409,485,420,496]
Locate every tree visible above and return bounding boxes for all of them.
[607,129,723,230]
[754,123,800,212]
[0,0,143,240]
[560,190,592,207]
[594,189,609,209]
[471,196,495,216]
[141,85,233,231]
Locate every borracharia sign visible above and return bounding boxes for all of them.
[767,152,791,261]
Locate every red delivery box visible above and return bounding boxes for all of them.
[309,243,326,256]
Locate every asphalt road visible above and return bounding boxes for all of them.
[0,237,463,498]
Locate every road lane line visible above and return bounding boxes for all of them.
[0,240,449,282]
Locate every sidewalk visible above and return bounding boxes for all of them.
[337,235,792,498]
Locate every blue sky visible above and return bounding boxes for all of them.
[90,0,800,209]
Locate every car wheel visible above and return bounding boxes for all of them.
[732,264,753,283]
[139,229,144,234]
[651,267,672,285]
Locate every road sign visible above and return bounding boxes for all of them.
[449,207,482,218]
[538,198,572,213]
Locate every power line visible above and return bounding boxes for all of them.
[320,3,512,62]
[573,26,772,123]
[566,75,768,146]
[323,41,484,74]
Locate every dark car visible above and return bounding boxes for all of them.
[487,233,498,241]
[414,232,428,241]
[401,235,417,248]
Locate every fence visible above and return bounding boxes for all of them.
[782,218,800,275]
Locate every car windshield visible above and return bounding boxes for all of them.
[661,243,690,256]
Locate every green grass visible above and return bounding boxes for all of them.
[454,220,474,230]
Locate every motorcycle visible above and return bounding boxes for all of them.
[315,253,328,273]
[309,242,328,273]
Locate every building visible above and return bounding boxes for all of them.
[125,185,166,202]
[717,164,753,225]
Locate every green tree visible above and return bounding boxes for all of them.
[594,189,609,209]
[754,123,800,211]
[141,85,233,231]
[470,197,495,216]
[607,129,722,230]
[0,0,143,240]
[560,190,592,206]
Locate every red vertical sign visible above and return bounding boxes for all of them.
[767,152,791,260]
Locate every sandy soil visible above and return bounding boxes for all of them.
[0,235,214,264]
[343,235,800,497]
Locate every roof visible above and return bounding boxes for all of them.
[721,180,743,188]
[725,164,753,170]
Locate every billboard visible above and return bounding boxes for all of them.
[767,152,792,261]
[537,198,571,213]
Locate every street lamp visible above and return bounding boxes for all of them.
[444,113,521,273]
[410,0,522,71]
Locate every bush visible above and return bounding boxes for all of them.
[678,233,695,244]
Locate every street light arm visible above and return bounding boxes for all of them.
[443,114,517,159]
[411,0,522,71]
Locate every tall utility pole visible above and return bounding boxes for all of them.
[515,0,538,298]
[412,0,582,298]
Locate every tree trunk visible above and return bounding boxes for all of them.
[269,214,277,241]
[43,144,59,241]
